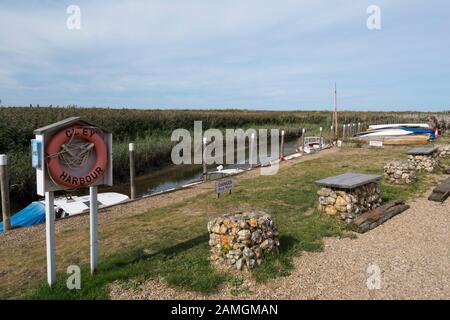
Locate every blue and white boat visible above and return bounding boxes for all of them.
[0,192,129,232]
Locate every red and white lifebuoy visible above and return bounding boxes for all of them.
[46,126,108,188]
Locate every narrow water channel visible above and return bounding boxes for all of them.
[9,137,303,213]
[103,137,302,198]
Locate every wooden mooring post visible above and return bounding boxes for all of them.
[301,128,306,150]
[203,137,207,182]
[129,143,136,200]
[0,155,11,231]
[250,133,256,168]
[330,125,334,145]
[319,127,323,149]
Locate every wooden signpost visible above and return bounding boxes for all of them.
[33,117,113,286]
[369,140,384,148]
[215,179,234,198]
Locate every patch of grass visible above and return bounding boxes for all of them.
[26,234,226,299]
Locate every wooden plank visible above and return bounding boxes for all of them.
[407,146,438,155]
[428,177,450,202]
[351,200,410,233]
[315,172,381,189]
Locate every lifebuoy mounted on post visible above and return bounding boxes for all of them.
[46,126,108,189]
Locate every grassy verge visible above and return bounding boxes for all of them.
[8,146,441,299]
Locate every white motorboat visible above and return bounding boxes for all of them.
[52,192,130,218]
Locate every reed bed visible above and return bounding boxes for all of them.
[0,106,446,207]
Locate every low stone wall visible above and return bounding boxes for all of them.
[407,154,437,172]
[208,211,280,271]
[438,145,450,158]
[317,183,382,223]
[384,161,417,185]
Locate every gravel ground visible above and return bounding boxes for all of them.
[110,192,450,300]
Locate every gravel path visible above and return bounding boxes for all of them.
[110,191,450,300]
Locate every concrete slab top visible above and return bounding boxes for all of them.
[315,172,381,189]
[407,146,438,155]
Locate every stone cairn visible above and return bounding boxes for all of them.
[208,211,280,271]
[384,161,417,185]
[407,154,437,172]
[317,183,382,223]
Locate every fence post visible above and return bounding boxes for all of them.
[343,124,346,140]
[129,143,136,200]
[0,155,11,232]
[280,130,285,159]
[358,122,361,134]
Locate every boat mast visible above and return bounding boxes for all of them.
[333,82,338,138]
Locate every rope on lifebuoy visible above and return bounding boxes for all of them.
[45,126,108,189]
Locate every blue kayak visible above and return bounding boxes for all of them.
[0,202,46,232]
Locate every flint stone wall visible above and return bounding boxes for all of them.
[438,145,450,158]
[208,211,280,271]
[384,161,417,185]
[317,183,382,223]
[407,154,437,172]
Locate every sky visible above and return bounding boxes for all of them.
[0,0,449,111]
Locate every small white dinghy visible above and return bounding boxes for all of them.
[368,123,430,130]
[51,192,130,218]
[207,167,245,179]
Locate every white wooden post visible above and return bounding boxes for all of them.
[301,128,306,151]
[90,185,98,274]
[250,133,256,168]
[342,124,346,140]
[45,191,56,286]
[330,126,334,145]
[358,122,361,134]
[0,155,11,232]
[129,143,136,200]
[202,137,207,181]
[280,130,285,159]
[319,127,323,150]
